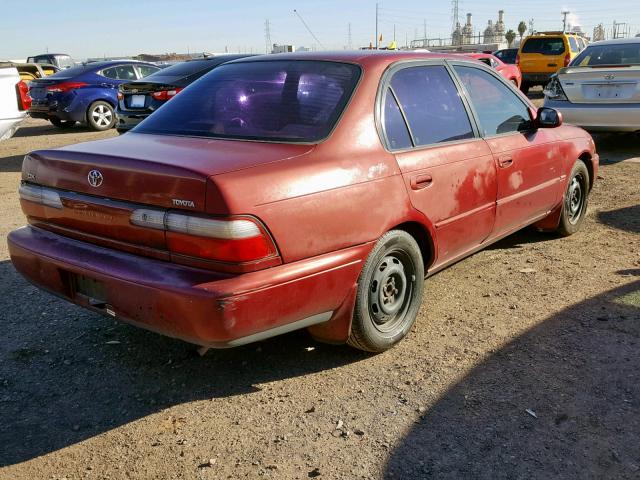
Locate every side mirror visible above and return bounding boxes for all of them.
[536,107,563,128]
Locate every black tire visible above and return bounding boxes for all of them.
[50,118,76,129]
[86,101,115,131]
[348,230,425,352]
[520,82,530,94]
[557,160,590,236]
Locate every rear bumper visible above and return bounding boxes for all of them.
[8,226,369,347]
[0,114,26,141]
[544,99,640,132]
[115,112,149,132]
[29,95,87,122]
[522,73,554,85]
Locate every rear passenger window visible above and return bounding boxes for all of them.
[390,65,474,146]
[101,67,118,79]
[454,66,532,136]
[114,65,137,80]
[569,37,579,52]
[383,90,412,150]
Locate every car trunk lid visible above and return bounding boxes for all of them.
[558,65,640,103]
[20,134,313,254]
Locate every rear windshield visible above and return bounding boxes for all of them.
[571,43,640,66]
[495,49,517,63]
[134,60,361,143]
[521,37,566,55]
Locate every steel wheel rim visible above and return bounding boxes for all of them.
[368,250,416,333]
[566,173,585,225]
[92,104,112,127]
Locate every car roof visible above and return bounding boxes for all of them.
[31,53,70,57]
[589,37,640,46]
[228,50,474,68]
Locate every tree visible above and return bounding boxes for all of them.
[505,29,516,47]
[518,21,527,41]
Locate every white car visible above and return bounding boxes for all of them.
[543,37,640,132]
[0,66,29,140]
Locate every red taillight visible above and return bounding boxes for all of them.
[130,210,278,264]
[167,231,276,263]
[563,52,571,67]
[151,88,183,101]
[45,81,88,93]
[16,81,31,111]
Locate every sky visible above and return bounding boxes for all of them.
[2,0,639,60]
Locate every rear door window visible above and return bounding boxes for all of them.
[382,89,412,150]
[521,37,566,55]
[454,66,532,136]
[101,67,119,79]
[389,65,474,147]
[135,65,160,78]
[114,65,137,80]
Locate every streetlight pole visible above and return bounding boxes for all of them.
[375,3,379,49]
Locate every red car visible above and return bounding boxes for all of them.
[463,53,522,88]
[8,52,598,352]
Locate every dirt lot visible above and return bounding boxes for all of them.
[0,117,638,480]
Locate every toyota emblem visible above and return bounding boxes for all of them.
[87,169,103,187]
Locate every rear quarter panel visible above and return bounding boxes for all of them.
[205,59,422,264]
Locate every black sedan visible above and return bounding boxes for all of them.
[115,54,252,133]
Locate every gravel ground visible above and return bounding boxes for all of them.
[0,117,638,480]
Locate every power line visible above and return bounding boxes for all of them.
[293,9,325,50]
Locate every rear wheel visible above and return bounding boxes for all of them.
[50,118,76,129]
[348,230,424,352]
[556,160,590,236]
[86,101,115,131]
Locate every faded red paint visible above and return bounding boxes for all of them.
[7,51,598,347]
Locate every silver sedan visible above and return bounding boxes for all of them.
[543,37,640,132]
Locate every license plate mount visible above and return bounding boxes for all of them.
[129,94,146,108]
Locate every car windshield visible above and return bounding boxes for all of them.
[134,60,361,143]
[521,37,566,55]
[571,43,640,66]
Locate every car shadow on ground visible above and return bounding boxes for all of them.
[13,122,96,138]
[0,154,24,173]
[597,205,640,234]
[384,278,640,479]
[487,227,559,251]
[0,260,370,467]
[592,133,640,164]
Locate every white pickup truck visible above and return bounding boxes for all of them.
[0,66,29,141]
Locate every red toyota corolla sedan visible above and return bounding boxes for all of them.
[8,52,598,352]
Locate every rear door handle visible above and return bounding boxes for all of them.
[498,156,513,168]
[410,174,433,190]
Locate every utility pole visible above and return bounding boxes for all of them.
[375,3,379,49]
[348,22,352,50]
[394,24,396,42]
[562,10,570,33]
[264,19,272,54]
[451,0,459,36]
[423,19,427,40]
[529,18,534,35]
